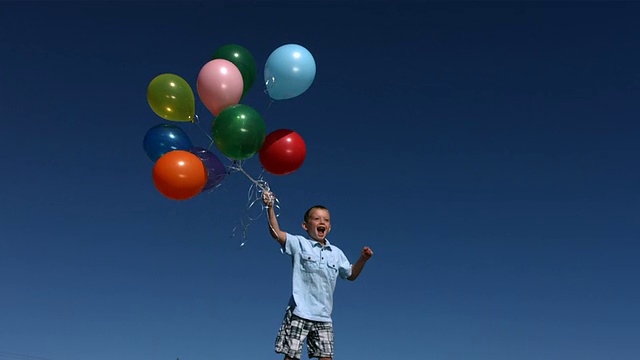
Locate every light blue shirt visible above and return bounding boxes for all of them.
[282,232,352,322]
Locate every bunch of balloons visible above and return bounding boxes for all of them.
[144,43,317,201]
[143,123,226,200]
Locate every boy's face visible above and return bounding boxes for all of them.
[302,208,331,242]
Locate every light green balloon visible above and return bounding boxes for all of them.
[147,73,195,122]
[212,104,266,160]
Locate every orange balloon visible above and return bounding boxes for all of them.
[152,150,208,200]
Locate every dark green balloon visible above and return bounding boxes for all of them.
[212,44,257,97]
[212,104,266,160]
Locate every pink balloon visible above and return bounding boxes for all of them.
[196,59,244,116]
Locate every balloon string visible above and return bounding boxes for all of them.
[192,114,213,142]
[227,160,279,247]
[263,86,276,116]
[266,98,275,112]
[233,161,269,194]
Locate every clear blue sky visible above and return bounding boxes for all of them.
[1,2,638,360]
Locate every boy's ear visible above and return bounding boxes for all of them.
[301,221,308,231]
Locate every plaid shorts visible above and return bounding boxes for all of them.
[275,306,334,359]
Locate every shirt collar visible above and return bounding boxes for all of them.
[311,238,332,250]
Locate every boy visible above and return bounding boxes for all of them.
[263,192,374,360]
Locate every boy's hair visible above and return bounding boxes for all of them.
[304,205,329,222]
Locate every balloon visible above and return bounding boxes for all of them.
[264,44,316,100]
[189,147,226,190]
[197,59,243,116]
[152,150,208,201]
[212,44,257,97]
[212,104,266,160]
[147,73,195,122]
[259,129,307,175]
[143,124,193,162]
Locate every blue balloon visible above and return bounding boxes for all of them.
[264,44,316,100]
[143,124,193,162]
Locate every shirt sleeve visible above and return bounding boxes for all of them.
[337,250,352,279]
[281,232,299,256]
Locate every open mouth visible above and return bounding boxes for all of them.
[317,226,326,236]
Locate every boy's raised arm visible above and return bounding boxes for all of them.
[264,192,287,246]
[347,246,374,281]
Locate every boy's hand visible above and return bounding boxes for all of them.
[348,246,373,281]
[262,191,275,207]
[361,246,374,260]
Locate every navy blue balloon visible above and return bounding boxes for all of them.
[143,124,193,162]
[189,147,227,191]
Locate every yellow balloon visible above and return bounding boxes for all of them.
[147,73,195,122]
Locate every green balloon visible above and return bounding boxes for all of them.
[212,44,257,97]
[147,74,195,122]
[212,104,266,160]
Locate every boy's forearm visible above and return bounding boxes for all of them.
[266,207,278,236]
[348,257,368,281]
[266,207,284,241]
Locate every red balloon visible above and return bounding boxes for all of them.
[259,129,307,175]
[152,150,208,200]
